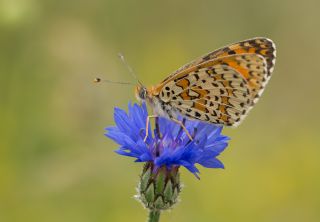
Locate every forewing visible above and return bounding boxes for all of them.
[160,37,276,85]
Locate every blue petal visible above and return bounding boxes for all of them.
[114,108,131,132]
[198,158,225,169]
[105,102,230,178]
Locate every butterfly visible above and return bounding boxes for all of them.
[134,37,276,140]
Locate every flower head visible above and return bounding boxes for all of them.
[106,102,229,178]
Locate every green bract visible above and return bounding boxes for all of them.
[137,163,181,210]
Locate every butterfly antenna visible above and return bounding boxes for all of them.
[118,53,143,86]
[93,77,135,86]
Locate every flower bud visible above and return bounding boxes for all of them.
[136,163,181,210]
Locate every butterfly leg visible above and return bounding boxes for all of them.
[171,118,193,141]
[144,115,158,142]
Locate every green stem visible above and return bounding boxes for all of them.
[148,210,160,222]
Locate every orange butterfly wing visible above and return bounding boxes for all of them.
[157,37,276,89]
[150,37,276,126]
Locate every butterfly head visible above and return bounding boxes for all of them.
[135,85,148,102]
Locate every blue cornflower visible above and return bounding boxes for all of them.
[105,102,230,178]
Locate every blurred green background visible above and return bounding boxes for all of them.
[1,0,320,221]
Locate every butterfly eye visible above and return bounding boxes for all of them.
[139,87,147,100]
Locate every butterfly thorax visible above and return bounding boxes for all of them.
[135,85,178,119]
